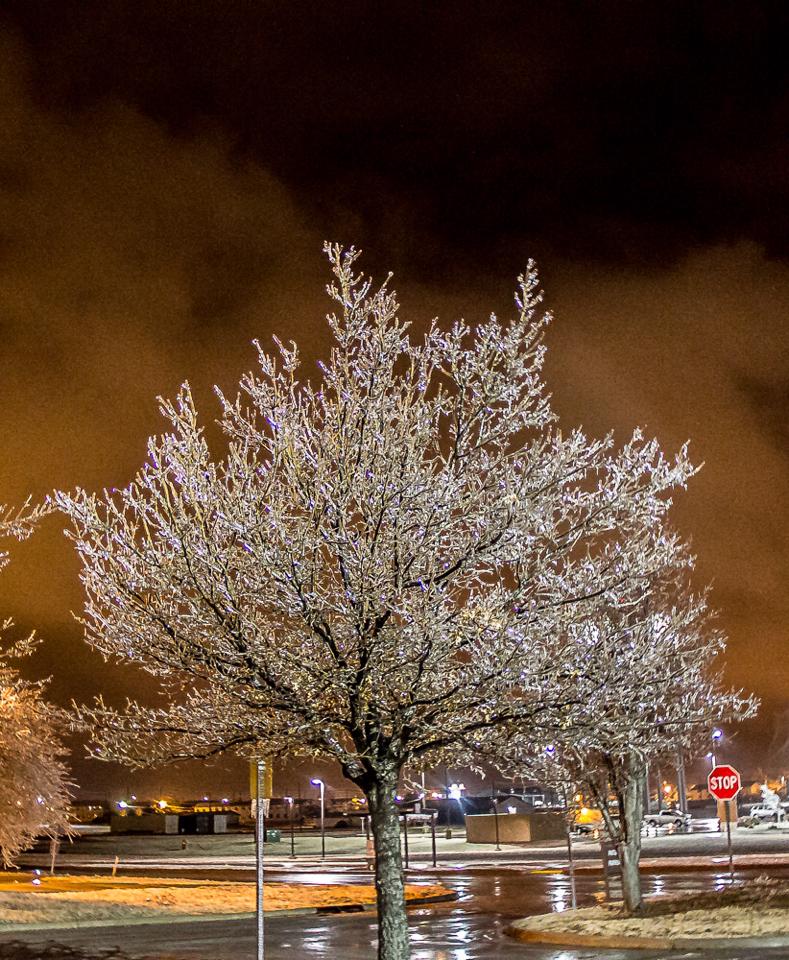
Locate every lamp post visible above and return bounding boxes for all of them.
[711,728,723,768]
[284,796,295,858]
[491,782,501,852]
[254,759,266,960]
[310,778,326,859]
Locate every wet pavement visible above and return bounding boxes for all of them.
[5,866,789,959]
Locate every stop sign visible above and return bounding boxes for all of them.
[708,764,741,801]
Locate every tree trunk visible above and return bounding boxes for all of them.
[367,768,409,960]
[620,752,645,916]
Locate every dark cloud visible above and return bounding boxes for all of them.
[4,1,789,269]
[0,6,785,795]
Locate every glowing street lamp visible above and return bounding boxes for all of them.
[310,778,326,859]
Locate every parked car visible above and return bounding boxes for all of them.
[573,808,604,834]
[643,807,692,829]
[746,803,785,823]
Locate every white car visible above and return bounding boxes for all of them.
[643,808,692,829]
[747,804,784,823]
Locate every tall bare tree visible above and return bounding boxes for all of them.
[0,501,71,864]
[57,246,693,959]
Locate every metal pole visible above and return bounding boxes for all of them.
[431,811,437,868]
[402,812,409,870]
[255,759,265,960]
[319,782,325,859]
[565,827,577,910]
[725,800,734,881]
[676,747,688,824]
[492,785,501,852]
[289,801,295,858]
[560,787,576,909]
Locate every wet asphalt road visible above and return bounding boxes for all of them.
[6,866,789,960]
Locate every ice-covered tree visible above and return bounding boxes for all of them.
[0,501,72,864]
[493,532,756,915]
[57,246,693,959]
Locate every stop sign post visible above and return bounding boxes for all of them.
[708,764,740,879]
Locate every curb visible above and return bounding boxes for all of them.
[566,857,789,875]
[506,924,789,951]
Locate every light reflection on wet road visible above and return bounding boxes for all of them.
[6,867,789,959]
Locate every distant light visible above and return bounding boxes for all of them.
[663,784,672,794]
[202,796,209,801]
[712,729,723,741]
[118,800,128,809]
[395,795,402,802]
[158,800,167,809]
[448,783,463,800]
[507,805,517,815]
[31,878,41,886]
[131,795,137,801]
[283,796,293,805]
[310,778,323,787]
[221,798,229,804]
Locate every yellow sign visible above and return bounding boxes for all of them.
[249,760,273,799]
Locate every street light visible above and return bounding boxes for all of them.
[711,728,723,768]
[310,778,326,859]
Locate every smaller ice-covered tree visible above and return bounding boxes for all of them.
[0,501,72,864]
[492,530,756,915]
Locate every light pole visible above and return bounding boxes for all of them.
[310,778,326,859]
[255,759,266,960]
[284,795,295,858]
[711,728,723,768]
[676,748,688,815]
